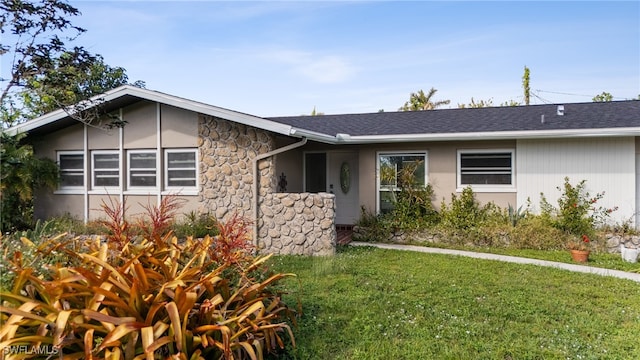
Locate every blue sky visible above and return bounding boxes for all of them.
[15,1,640,116]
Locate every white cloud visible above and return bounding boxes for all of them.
[261,49,356,84]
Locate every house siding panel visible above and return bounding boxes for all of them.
[160,104,198,148]
[123,101,157,148]
[33,124,83,157]
[34,191,84,220]
[87,122,118,149]
[516,137,635,225]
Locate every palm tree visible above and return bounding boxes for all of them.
[399,87,450,111]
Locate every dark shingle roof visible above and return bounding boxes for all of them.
[267,101,640,137]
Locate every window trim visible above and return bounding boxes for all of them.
[376,150,428,213]
[164,148,198,192]
[127,149,158,190]
[456,149,516,192]
[56,151,84,193]
[91,150,120,190]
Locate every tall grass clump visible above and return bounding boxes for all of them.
[0,196,296,359]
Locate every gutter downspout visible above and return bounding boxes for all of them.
[252,137,308,248]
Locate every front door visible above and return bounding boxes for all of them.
[304,151,359,225]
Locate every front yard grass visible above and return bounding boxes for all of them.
[270,246,640,359]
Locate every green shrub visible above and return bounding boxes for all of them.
[172,211,219,239]
[355,160,438,241]
[540,177,618,239]
[0,197,296,359]
[354,206,394,242]
[439,187,505,232]
[391,160,439,229]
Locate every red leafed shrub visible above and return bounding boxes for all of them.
[0,197,297,359]
[210,213,255,267]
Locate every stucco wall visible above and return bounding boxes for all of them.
[274,137,304,193]
[355,140,517,213]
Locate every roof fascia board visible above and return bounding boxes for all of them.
[5,86,133,135]
[5,85,295,137]
[340,127,640,144]
[126,87,294,136]
[289,127,339,144]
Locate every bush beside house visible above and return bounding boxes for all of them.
[0,197,297,359]
[355,177,631,252]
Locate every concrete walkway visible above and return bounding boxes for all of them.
[350,241,640,283]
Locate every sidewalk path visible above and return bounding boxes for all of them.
[350,241,640,283]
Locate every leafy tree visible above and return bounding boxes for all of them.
[592,91,613,102]
[0,132,59,232]
[1,0,84,100]
[522,66,531,105]
[310,106,324,116]
[457,97,493,108]
[0,0,142,231]
[500,99,520,107]
[19,51,144,124]
[399,87,450,111]
[1,0,143,126]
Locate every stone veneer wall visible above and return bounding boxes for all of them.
[198,115,337,256]
[258,193,336,256]
[198,115,275,222]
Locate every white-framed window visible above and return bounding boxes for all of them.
[457,149,515,191]
[57,151,84,189]
[92,151,120,189]
[165,149,197,189]
[377,151,427,213]
[128,150,157,188]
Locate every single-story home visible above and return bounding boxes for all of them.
[6,85,640,255]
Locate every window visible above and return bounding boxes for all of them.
[377,152,427,213]
[128,150,157,188]
[58,152,84,189]
[165,149,197,189]
[458,150,514,189]
[92,151,119,188]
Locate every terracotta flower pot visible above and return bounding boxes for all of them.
[570,249,590,263]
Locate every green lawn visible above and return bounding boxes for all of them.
[269,246,640,360]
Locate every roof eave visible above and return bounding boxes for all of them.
[335,127,640,144]
[288,128,338,144]
[5,85,295,137]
